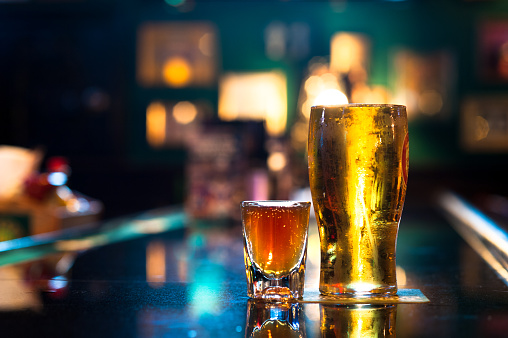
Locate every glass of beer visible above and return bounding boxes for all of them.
[242,200,311,300]
[308,104,408,296]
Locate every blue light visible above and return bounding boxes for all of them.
[48,276,68,290]
[48,172,68,186]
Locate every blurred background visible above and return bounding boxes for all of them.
[1,0,508,223]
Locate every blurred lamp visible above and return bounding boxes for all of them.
[267,152,287,172]
[173,101,198,125]
[162,56,193,87]
[330,32,369,75]
[146,102,167,148]
[314,88,348,106]
[218,71,287,136]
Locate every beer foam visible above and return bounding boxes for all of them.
[248,201,309,208]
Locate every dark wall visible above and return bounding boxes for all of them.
[1,0,508,216]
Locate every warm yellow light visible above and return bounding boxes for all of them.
[146,240,166,288]
[330,32,369,74]
[351,84,389,104]
[291,122,308,144]
[146,101,166,148]
[267,152,287,172]
[475,116,490,141]
[218,71,287,136]
[301,99,313,119]
[173,101,198,125]
[265,92,287,137]
[321,73,339,87]
[396,266,407,286]
[162,56,192,87]
[300,70,347,119]
[313,89,348,106]
[304,75,323,95]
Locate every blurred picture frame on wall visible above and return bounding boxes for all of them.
[391,49,455,121]
[477,20,508,83]
[137,22,219,88]
[461,95,508,153]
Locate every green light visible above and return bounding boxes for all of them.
[164,0,186,6]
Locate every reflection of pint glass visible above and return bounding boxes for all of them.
[245,300,306,338]
[320,304,397,337]
[242,201,311,300]
[308,104,408,296]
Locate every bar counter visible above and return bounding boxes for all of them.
[1,191,507,337]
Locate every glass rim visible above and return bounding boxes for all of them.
[241,200,311,208]
[311,103,406,109]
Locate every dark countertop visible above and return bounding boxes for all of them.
[0,195,507,338]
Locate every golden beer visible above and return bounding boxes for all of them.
[320,304,397,337]
[242,201,311,299]
[308,104,408,296]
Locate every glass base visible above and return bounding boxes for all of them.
[246,259,306,300]
[245,300,304,337]
[319,282,397,297]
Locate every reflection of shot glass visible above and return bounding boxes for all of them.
[245,299,306,338]
[242,201,311,300]
[320,304,397,337]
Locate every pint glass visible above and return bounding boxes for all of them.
[308,104,408,296]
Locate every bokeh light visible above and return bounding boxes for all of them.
[162,57,192,87]
[173,101,198,125]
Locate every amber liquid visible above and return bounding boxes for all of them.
[320,304,397,337]
[242,202,310,278]
[308,105,407,295]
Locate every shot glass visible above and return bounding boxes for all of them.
[242,201,311,300]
